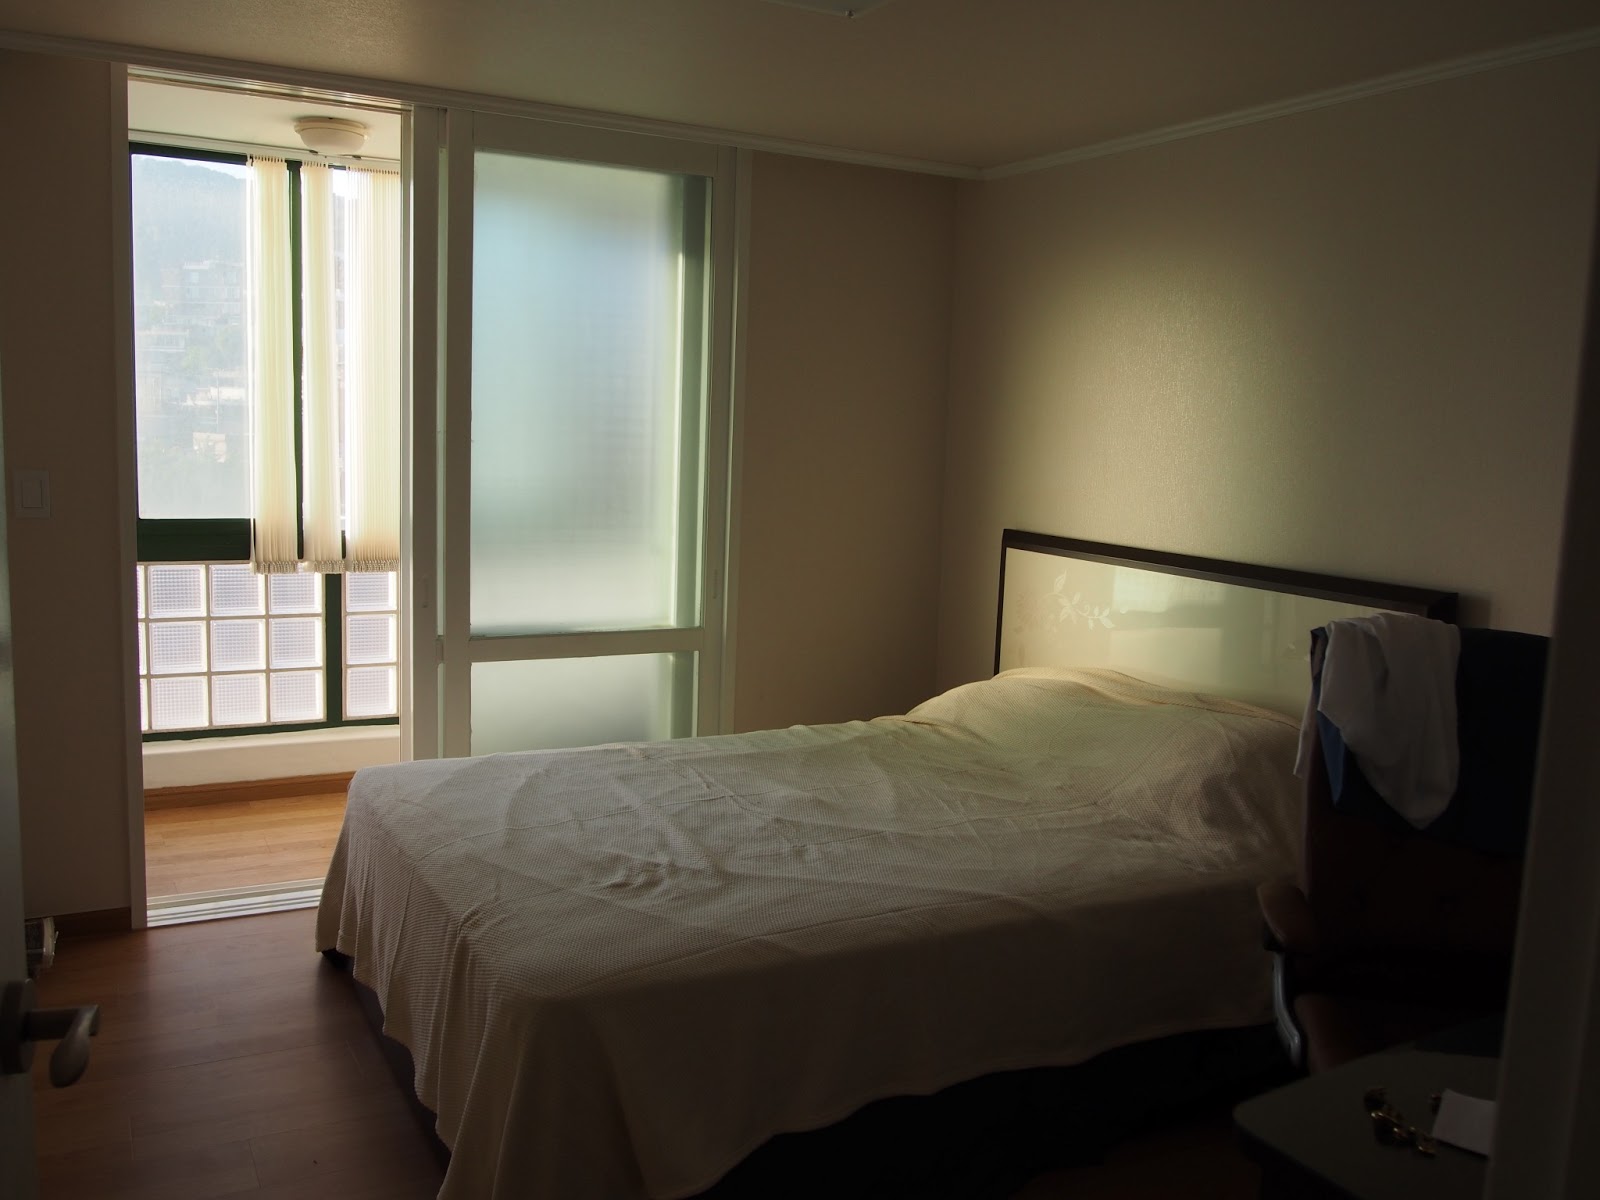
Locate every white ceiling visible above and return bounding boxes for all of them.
[128,80,405,163]
[4,1,1598,171]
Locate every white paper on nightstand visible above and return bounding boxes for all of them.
[1432,1090,1497,1156]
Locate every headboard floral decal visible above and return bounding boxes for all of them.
[1051,574,1116,629]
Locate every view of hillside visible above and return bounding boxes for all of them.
[131,153,251,519]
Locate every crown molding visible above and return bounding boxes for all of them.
[0,28,981,180]
[984,24,1600,180]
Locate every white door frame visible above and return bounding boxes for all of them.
[403,104,443,763]
[425,108,738,758]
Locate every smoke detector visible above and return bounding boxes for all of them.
[294,116,369,156]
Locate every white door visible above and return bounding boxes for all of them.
[420,112,737,758]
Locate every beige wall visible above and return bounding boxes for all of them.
[733,153,956,731]
[0,52,141,918]
[938,50,1600,689]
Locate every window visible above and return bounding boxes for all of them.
[131,145,401,738]
[342,570,401,719]
[135,563,399,734]
[132,153,251,520]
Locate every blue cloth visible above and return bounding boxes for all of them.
[1310,626,1548,857]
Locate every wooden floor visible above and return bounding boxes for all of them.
[29,909,1263,1200]
[144,793,348,898]
[30,910,441,1199]
[1014,1112,1261,1199]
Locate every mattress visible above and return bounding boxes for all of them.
[315,667,1302,1199]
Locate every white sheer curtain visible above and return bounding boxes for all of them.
[344,167,403,571]
[251,161,401,574]
[248,157,298,573]
[299,163,344,570]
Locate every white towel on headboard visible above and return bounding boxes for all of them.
[1301,612,1461,828]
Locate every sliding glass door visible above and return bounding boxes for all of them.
[421,111,735,758]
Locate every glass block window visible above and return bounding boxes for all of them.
[138,563,314,731]
[343,571,399,719]
[137,562,399,734]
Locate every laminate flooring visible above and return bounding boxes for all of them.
[144,793,348,898]
[29,909,442,1199]
[28,909,1263,1200]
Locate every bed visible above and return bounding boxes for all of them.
[315,531,1455,1199]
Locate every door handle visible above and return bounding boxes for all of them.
[0,979,100,1087]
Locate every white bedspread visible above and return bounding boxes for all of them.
[316,668,1301,1199]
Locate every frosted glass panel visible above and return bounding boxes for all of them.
[346,614,395,664]
[471,653,688,755]
[470,151,704,635]
[147,565,206,618]
[211,619,265,671]
[210,564,264,616]
[269,618,322,669]
[211,673,267,726]
[346,572,394,611]
[149,622,206,674]
[270,671,323,723]
[268,573,321,614]
[150,676,207,730]
[347,666,397,718]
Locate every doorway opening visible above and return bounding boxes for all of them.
[127,73,409,924]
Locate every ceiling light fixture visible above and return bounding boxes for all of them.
[294,116,369,156]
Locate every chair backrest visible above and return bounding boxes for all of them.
[1299,627,1549,961]
[1300,721,1524,959]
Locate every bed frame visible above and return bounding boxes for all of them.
[331,531,1460,1198]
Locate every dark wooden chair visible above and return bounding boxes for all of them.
[1259,628,1547,1074]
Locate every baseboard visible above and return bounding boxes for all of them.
[145,771,355,810]
[51,907,134,936]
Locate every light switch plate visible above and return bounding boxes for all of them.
[14,469,50,519]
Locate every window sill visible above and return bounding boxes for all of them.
[142,724,401,789]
